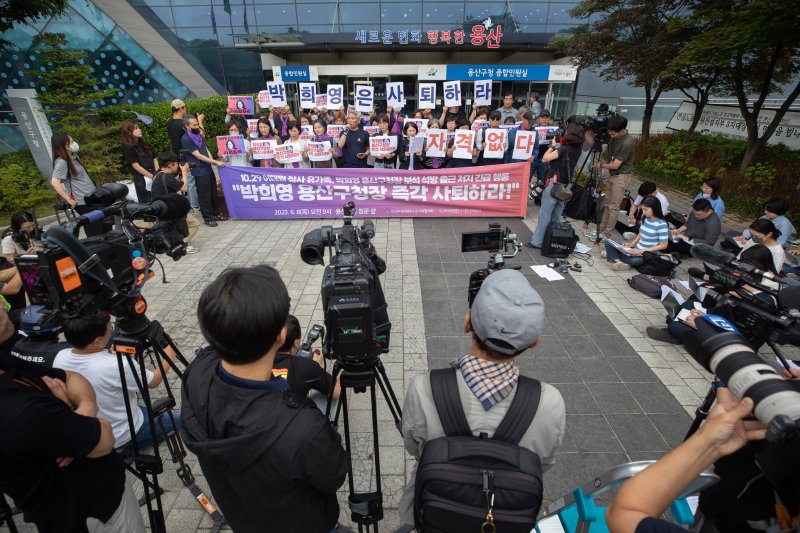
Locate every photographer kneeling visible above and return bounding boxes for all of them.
[181,265,348,533]
[153,151,199,254]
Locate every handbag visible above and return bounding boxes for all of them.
[549,148,573,202]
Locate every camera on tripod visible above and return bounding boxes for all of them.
[570,110,618,146]
[461,223,521,306]
[300,201,391,369]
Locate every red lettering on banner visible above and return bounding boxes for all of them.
[427,30,439,45]
[455,131,473,150]
[487,26,503,48]
[487,131,505,152]
[427,131,446,151]
[470,25,486,46]
[454,29,465,45]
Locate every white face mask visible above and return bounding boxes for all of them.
[69,141,80,153]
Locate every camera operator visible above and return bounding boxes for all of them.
[272,315,341,411]
[1,211,37,262]
[152,151,199,254]
[50,132,101,237]
[52,312,180,458]
[10,305,70,367]
[181,114,228,227]
[596,116,635,240]
[399,269,566,527]
[0,308,146,532]
[606,388,766,533]
[181,265,348,533]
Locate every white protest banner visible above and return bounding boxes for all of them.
[251,139,277,160]
[387,82,405,109]
[425,129,447,157]
[364,125,380,136]
[443,80,462,107]
[247,119,259,134]
[453,130,475,159]
[327,84,344,108]
[535,126,559,146]
[483,128,507,158]
[471,119,488,132]
[327,124,346,141]
[315,94,327,108]
[408,118,428,134]
[370,135,398,156]
[275,142,303,164]
[474,80,492,106]
[266,82,286,107]
[257,90,270,108]
[512,130,537,160]
[418,83,436,109]
[300,124,313,141]
[307,141,332,162]
[355,85,374,113]
[299,82,316,109]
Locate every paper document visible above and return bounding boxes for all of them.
[671,234,694,245]
[574,243,591,254]
[530,265,565,281]
[660,285,685,305]
[606,239,633,256]
[678,280,691,290]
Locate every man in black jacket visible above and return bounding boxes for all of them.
[181,265,349,533]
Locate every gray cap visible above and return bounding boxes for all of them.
[540,109,551,117]
[171,99,186,110]
[471,269,545,356]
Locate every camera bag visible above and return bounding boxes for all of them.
[414,368,543,533]
[542,222,579,258]
[627,274,676,299]
[636,251,681,278]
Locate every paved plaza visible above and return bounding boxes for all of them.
[5,186,755,533]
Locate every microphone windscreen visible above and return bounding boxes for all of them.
[690,243,735,266]
[156,194,191,220]
[84,210,106,223]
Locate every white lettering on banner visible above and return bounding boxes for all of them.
[299,82,316,108]
[327,84,344,108]
[419,83,436,109]
[232,183,294,202]
[431,183,517,201]
[391,185,428,202]
[387,82,405,109]
[266,82,286,107]
[355,85,375,112]
[473,80,492,105]
[443,80,462,107]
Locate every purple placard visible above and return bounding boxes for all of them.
[218,164,529,219]
[228,95,254,115]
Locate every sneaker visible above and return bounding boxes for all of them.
[185,245,198,254]
[600,250,607,259]
[584,230,598,239]
[204,219,218,227]
[611,260,631,271]
[214,214,229,221]
[622,231,636,242]
[646,326,682,345]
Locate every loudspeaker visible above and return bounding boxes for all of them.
[542,222,578,258]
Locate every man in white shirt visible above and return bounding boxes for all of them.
[53,312,179,457]
[628,181,669,226]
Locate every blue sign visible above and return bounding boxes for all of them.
[446,65,550,81]
[280,66,311,82]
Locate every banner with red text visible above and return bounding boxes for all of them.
[219,163,529,219]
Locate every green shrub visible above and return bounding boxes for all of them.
[0,151,56,214]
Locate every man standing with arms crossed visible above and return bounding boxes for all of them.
[597,116,635,241]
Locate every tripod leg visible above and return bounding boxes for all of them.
[684,382,720,441]
[0,493,18,533]
[372,361,403,434]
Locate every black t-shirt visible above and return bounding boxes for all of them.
[11,336,70,367]
[122,143,155,174]
[550,144,582,186]
[272,352,333,397]
[166,118,185,152]
[0,360,126,532]
[152,170,183,198]
[635,517,686,533]
[341,127,370,167]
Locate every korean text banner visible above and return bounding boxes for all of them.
[219,163,529,219]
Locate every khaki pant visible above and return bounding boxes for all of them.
[185,212,200,243]
[600,172,632,235]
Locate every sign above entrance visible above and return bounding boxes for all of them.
[273,66,319,82]
[445,65,578,81]
[354,21,503,49]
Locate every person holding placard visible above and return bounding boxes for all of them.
[338,111,370,168]
[310,119,335,169]
[494,91,518,124]
[219,122,253,167]
[273,106,294,141]
[372,114,399,169]
[398,122,423,170]
[180,114,227,227]
[254,118,280,169]
[280,121,310,169]
[478,110,505,166]
[504,110,537,166]
[447,119,478,168]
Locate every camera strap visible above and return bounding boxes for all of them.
[45,225,118,293]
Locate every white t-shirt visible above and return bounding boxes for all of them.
[633,191,669,215]
[53,348,154,446]
[1,234,25,256]
[740,240,786,274]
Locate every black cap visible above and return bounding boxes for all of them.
[521,110,535,122]
[488,110,502,120]
[539,109,551,117]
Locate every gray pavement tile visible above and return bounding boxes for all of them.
[649,413,693,448]
[566,414,624,452]
[587,383,642,414]
[551,383,602,415]
[575,357,622,383]
[591,334,640,358]
[559,334,603,358]
[425,336,462,359]
[606,414,670,452]
[578,315,616,335]
[607,356,660,382]
[518,356,580,384]
[533,335,568,358]
[421,299,455,318]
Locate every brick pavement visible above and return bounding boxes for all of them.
[2,188,775,532]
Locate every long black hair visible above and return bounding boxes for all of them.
[2,211,34,238]
[739,243,778,275]
[750,218,781,241]
[641,195,665,221]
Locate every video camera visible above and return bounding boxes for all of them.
[569,110,618,146]
[299,202,391,369]
[14,183,190,335]
[461,223,521,306]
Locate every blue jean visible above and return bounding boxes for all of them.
[116,405,181,458]
[186,169,199,209]
[604,241,645,266]
[531,183,565,247]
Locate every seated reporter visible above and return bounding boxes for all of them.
[602,196,669,271]
[606,387,766,533]
[627,181,670,229]
[0,312,146,533]
[52,312,180,458]
[181,265,348,533]
[666,198,722,256]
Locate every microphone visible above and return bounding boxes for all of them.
[361,219,376,240]
[127,194,190,221]
[690,243,780,282]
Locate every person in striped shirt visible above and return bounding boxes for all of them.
[602,196,669,271]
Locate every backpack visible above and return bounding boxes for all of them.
[564,183,592,221]
[414,368,544,533]
[635,251,682,278]
[542,222,579,258]
[627,274,676,299]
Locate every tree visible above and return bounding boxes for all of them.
[671,0,800,172]
[552,0,683,141]
[0,0,67,49]
[25,33,122,184]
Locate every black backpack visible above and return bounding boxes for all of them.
[635,251,681,278]
[542,222,579,258]
[564,183,592,221]
[414,368,544,533]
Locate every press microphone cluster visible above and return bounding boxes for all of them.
[72,195,191,236]
[690,243,782,283]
